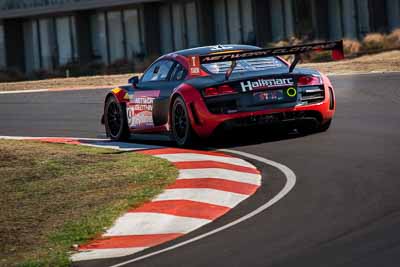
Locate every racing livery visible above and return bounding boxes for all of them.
[102,41,343,146]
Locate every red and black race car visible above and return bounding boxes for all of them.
[102,41,343,146]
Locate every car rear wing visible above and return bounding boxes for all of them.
[188,40,344,78]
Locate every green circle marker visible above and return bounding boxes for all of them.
[287,87,297,97]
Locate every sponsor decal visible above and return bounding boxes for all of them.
[240,78,294,92]
[200,41,343,64]
[254,91,284,102]
[210,45,234,51]
[127,90,160,128]
[188,56,201,76]
[286,87,297,97]
[112,88,122,94]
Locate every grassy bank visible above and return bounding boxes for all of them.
[0,140,177,267]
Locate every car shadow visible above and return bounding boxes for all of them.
[114,127,311,151]
[203,128,308,149]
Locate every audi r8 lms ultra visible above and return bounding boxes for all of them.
[102,41,344,146]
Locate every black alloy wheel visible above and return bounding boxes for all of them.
[104,96,129,140]
[172,97,195,146]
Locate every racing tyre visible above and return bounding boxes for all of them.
[104,96,129,141]
[172,97,196,147]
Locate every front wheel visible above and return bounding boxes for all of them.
[104,96,129,141]
[171,97,196,147]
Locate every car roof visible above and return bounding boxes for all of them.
[170,44,261,57]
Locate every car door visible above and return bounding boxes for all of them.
[126,59,176,130]
[152,61,188,127]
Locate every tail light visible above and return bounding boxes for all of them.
[297,75,322,86]
[204,85,237,97]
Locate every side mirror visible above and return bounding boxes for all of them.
[128,76,139,87]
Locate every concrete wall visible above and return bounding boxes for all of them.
[75,11,91,64]
[283,0,294,38]
[142,2,160,55]
[328,0,343,40]
[23,19,40,72]
[38,18,56,70]
[1,0,400,73]
[341,0,357,39]
[270,0,285,41]
[253,0,272,45]
[155,0,200,53]
[212,0,255,44]
[387,0,400,30]
[0,21,5,68]
[4,19,25,71]
[356,0,371,36]
[124,8,143,58]
[87,6,148,64]
[196,0,214,46]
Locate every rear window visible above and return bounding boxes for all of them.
[202,56,286,74]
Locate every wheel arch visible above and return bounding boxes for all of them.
[102,88,129,125]
[103,91,130,140]
[108,87,130,104]
[168,84,200,131]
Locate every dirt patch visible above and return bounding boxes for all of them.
[301,50,400,74]
[0,50,399,92]
[0,74,135,92]
[0,140,177,266]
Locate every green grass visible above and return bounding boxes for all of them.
[0,140,178,267]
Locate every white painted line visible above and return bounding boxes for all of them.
[0,135,108,141]
[156,153,255,168]
[80,142,163,151]
[0,136,164,150]
[153,188,248,208]
[71,247,147,262]
[178,168,261,185]
[104,213,210,236]
[327,71,400,77]
[0,89,49,94]
[107,149,296,267]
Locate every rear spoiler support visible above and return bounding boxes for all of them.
[289,54,301,73]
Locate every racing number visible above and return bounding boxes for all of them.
[189,56,201,76]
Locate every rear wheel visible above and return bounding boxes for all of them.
[104,96,129,141]
[172,97,196,147]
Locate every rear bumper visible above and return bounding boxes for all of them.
[178,83,335,138]
[215,111,322,132]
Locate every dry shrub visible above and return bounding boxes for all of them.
[0,69,26,83]
[287,37,303,46]
[305,40,331,62]
[273,38,303,61]
[343,39,361,56]
[133,54,159,73]
[362,33,385,51]
[309,51,331,62]
[273,40,289,48]
[273,41,291,61]
[385,28,400,49]
[272,37,302,48]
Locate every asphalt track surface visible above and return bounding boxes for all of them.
[1,73,400,267]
